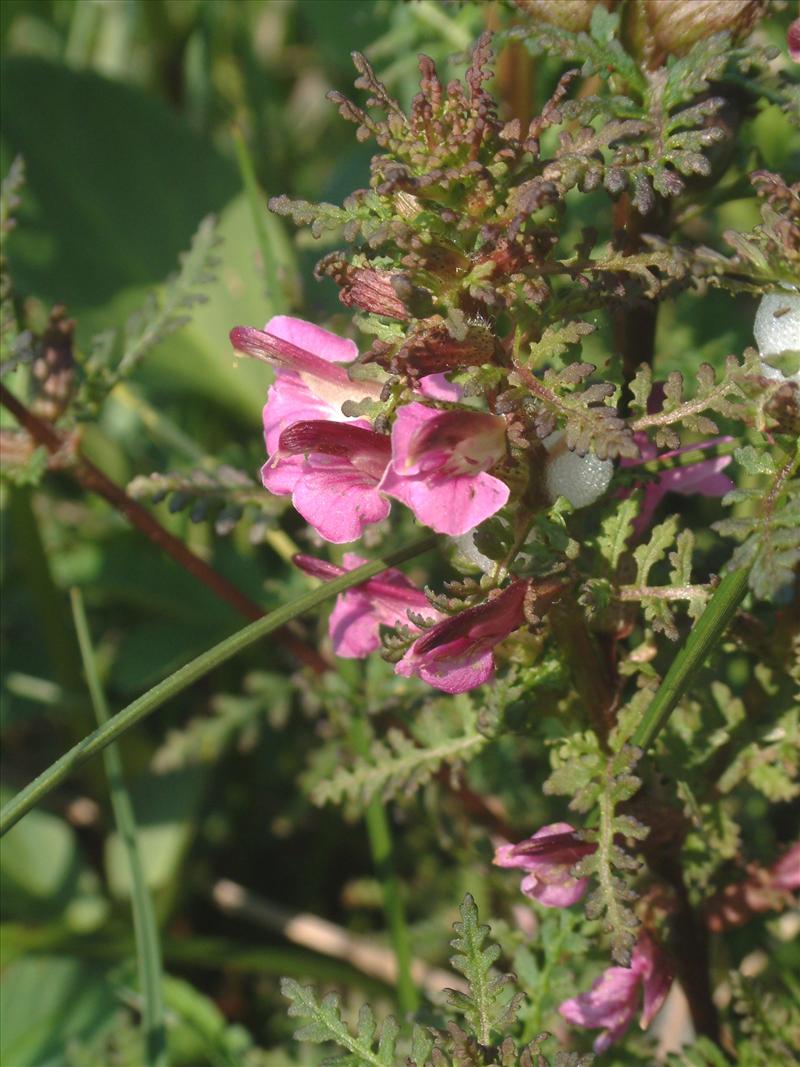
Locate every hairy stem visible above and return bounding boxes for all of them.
[71,589,167,1067]
[0,382,325,672]
[0,535,438,837]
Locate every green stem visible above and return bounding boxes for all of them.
[631,567,750,752]
[7,487,84,700]
[350,716,419,1014]
[70,589,167,1067]
[0,536,437,837]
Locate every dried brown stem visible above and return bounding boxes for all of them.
[0,383,327,673]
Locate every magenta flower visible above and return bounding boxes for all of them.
[494,823,596,907]
[294,553,441,658]
[231,316,381,417]
[789,19,800,62]
[622,433,734,536]
[559,933,673,1053]
[395,579,529,693]
[378,403,510,536]
[772,841,800,892]
[418,373,464,402]
[232,315,383,505]
[266,420,392,543]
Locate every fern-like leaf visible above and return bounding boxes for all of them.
[447,894,522,1046]
[281,979,398,1067]
[312,698,487,810]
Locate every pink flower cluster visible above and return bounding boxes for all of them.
[294,554,533,694]
[231,316,510,543]
[494,825,673,1051]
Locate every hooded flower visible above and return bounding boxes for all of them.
[231,315,383,499]
[266,420,392,543]
[559,933,673,1053]
[622,433,734,536]
[294,553,441,658]
[494,822,596,907]
[395,579,531,693]
[379,403,510,536]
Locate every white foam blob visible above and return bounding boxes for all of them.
[543,432,613,508]
[452,529,496,574]
[753,290,800,382]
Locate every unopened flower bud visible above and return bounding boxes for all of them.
[544,432,613,508]
[511,0,614,33]
[625,0,766,67]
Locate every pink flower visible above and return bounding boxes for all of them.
[232,316,383,501]
[772,841,800,892]
[395,579,530,693]
[494,823,596,907]
[231,316,381,416]
[418,373,464,402]
[789,19,800,62]
[378,403,510,536]
[621,434,734,537]
[559,933,673,1053]
[294,553,441,658]
[266,420,392,543]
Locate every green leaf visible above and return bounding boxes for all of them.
[597,496,639,573]
[448,893,522,1045]
[312,696,487,810]
[0,56,237,313]
[0,957,117,1067]
[104,766,207,898]
[281,978,397,1067]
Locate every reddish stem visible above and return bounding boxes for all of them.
[0,383,327,673]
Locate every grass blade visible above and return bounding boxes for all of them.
[0,535,438,836]
[70,588,168,1067]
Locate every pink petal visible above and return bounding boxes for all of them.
[278,419,391,481]
[788,19,800,62]
[520,871,590,908]
[265,315,358,364]
[559,967,640,1052]
[261,454,305,495]
[329,590,383,657]
[388,403,440,472]
[231,324,380,409]
[396,636,495,693]
[419,373,464,402]
[772,842,800,891]
[292,460,390,543]
[659,456,734,498]
[632,934,673,1029]
[262,370,344,453]
[380,467,509,535]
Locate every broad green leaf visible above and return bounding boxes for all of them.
[0,956,116,1067]
[104,765,206,897]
